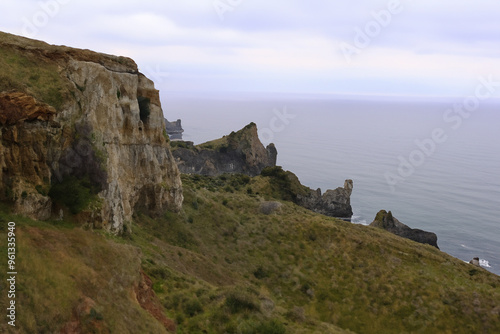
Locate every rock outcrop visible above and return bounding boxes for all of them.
[259,166,353,220]
[0,31,182,234]
[164,118,183,140]
[297,180,354,219]
[172,122,277,177]
[469,257,481,267]
[370,210,439,249]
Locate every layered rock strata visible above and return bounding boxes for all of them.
[0,32,182,234]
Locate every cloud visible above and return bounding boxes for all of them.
[0,0,499,96]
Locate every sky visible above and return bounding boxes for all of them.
[1,0,500,98]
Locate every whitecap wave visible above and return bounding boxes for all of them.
[479,259,492,268]
[351,216,368,225]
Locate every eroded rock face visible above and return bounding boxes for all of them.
[297,180,354,219]
[370,210,439,249]
[0,32,182,233]
[172,123,277,177]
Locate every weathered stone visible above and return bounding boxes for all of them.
[297,180,354,219]
[0,31,183,233]
[172,122,276,177]
[0,91,56,125]
[370,210,439,249]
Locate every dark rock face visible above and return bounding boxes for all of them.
[370,210,439,249]
[171,123,277,177]
[297,180,354,220]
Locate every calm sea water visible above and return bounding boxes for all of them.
[163,93,500,275]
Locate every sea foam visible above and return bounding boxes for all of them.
[480,259,492,268]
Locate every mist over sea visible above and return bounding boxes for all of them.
[163,92,500,275]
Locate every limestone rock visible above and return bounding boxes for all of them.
[370,210,439,249]
[0,31,182,233]
[172,122,276,176]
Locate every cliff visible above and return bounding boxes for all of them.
[297,179,353,219]
[3,32,500,334]
[0,31,182,234]
[370,210,439,248]
[171,122,277,176]
[257,166,353,219]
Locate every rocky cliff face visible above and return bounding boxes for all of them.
[0,32,182,234]
[370,210,439,248]
[297,180,354,219]
[172,123,277,177]
[259,166,354,220]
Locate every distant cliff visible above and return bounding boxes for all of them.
[259,166,353,220]
[297,180,354,219]
[164,118,183,140]
[370,210,439,248]
[0,32,182,234]
[171,123,277,177]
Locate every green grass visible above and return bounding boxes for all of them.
[0,172,499,333]
[0,47,69,110]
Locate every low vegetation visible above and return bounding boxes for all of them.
[1,172,499,333]
[0,44,69,110]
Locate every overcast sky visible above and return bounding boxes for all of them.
[1,0,500,98]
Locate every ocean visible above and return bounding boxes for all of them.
[163,92,500,275]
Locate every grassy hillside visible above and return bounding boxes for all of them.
[0,38,69,111]
[1,172,500,333]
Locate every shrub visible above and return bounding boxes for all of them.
[255,319,286,334]
[48,175,98,214]
[253,266,269,279]
[225,291,259,314]
[260,166,308,202]
[184,299,203,317]
[35,184,47,196]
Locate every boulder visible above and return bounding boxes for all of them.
[469,257,480,267]
[259,201,283,215]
